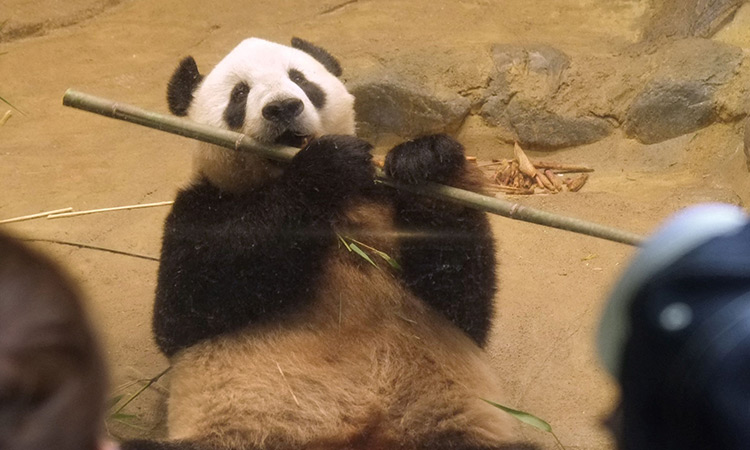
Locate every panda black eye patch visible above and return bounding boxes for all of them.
[288,69,326,109]
[224,81,250,129]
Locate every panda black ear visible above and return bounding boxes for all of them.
[167,56,203,116]
[291,37,343,77]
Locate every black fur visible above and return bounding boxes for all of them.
[384,134,496,346]
[223,81,250,129]
[289,68,327,109]
[262,97,304,124]
[167,56,203,116]
[155,132,495,355]
[291,37,343,77]
[153,135,374,356]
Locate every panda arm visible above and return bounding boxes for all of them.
[154,135,373,356]
[384,134,497,347]
[153,181,326,356]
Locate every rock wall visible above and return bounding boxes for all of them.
[353,0,750,151]
[643,0,747,40]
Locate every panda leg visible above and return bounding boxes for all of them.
[384,134,497,347]
[120,439,215,450]
[479,445,542,450]
[478,445,542,450]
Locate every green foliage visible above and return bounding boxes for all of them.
[482,399,566,449]
[338,234,401,271]
[106,367,171,427]
[482,399,551,432]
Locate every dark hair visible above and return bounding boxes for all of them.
[0,231,107,450]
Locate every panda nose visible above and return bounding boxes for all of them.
[262,98,304,124]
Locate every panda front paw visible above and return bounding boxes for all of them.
[285,135,374,206]
[384,134,466,185]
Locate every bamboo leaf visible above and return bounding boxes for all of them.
[107,394,125,410]
[110,413,138,421]
[373,249,402,271]
[482,399,552,432]
[349,243,377,267]
[112,417,150,431]
[342,235,402,271]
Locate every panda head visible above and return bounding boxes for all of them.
[167,37,355,191]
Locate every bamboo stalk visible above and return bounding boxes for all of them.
[47,201,174,219]
[62,90,298,163]
[0,207,73,224]
[62,89,645,247]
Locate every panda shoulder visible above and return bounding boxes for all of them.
[168,179,226,220]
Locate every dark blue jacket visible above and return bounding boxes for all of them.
[598,204,750,449]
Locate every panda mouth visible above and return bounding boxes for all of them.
[274,130,311,148]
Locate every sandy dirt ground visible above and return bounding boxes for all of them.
[1,1,749,448]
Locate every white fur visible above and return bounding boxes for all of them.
[187,39,355,192]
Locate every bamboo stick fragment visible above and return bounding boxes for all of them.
[0,110,12,126]
[514,142,538,177]
[531,161,594,173]
[566,174,589,192]
[534,172,556,192]
[61,89,645,247]
[488,185,535,195]
[0,207,74,224]
[545,169,564,192]
[47,201,174,219]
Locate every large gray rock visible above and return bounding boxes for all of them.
[349,36,745,151]
[507,102,614,149]
[624,81,716,144]
[0,0,125,42]
[641,38,744,85]
[349,74,471,143]
[623,39,743,144]
[643,0,747,41]
[486,44,571,103]
[480,43,613,149]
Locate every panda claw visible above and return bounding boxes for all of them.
[385,134,466,185]
[285,135,374,202]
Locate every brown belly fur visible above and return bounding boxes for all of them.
[166,202,517,449]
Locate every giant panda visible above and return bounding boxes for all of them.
[122,37,534,450]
